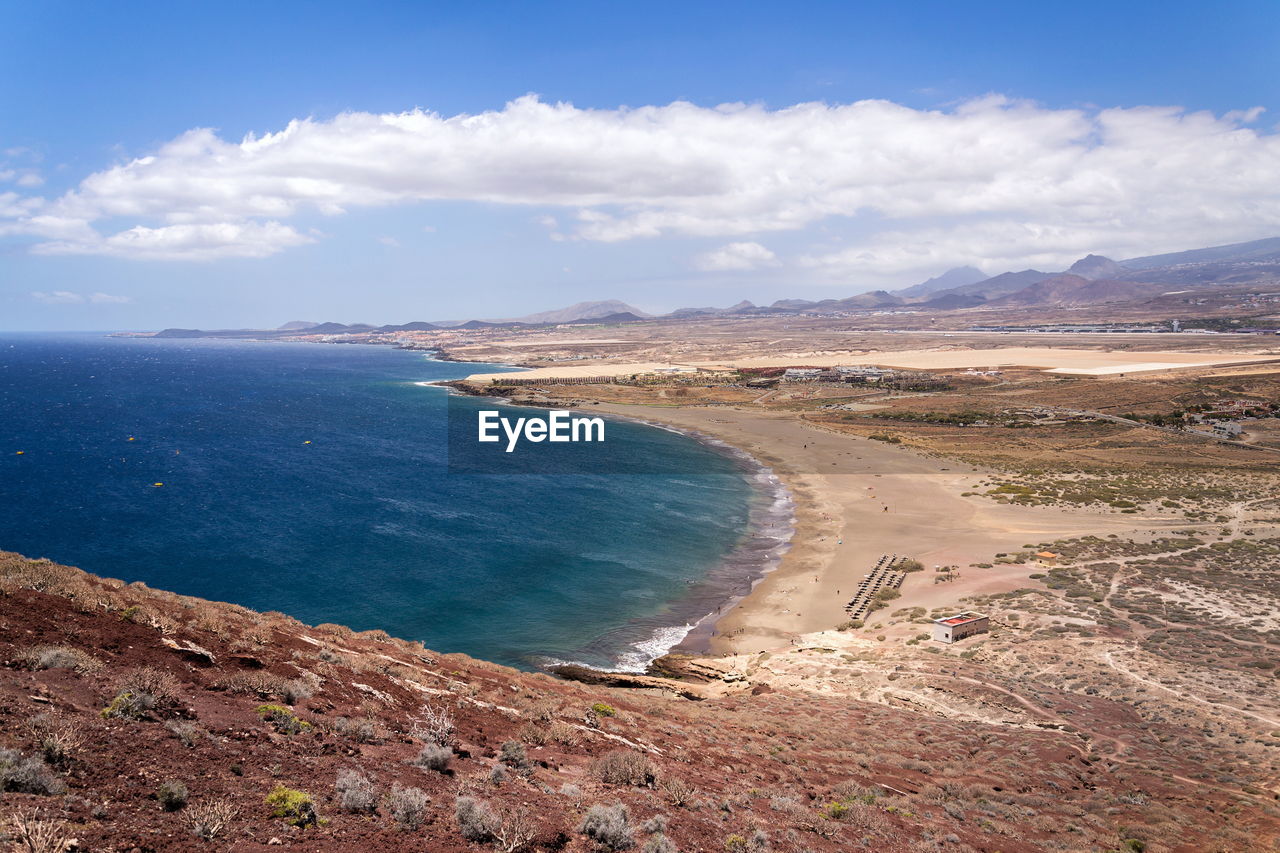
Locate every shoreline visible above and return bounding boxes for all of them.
[588,402,1191,658]
[414,367,797,672]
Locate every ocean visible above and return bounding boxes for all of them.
[0,333,790,671]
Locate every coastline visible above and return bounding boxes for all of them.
[415,367,796,672]
[589,402,1182,658]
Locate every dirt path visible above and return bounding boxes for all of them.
[1101,650,1280,728]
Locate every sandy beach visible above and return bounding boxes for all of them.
[595,403,1192,656]
[468,347,1280,383]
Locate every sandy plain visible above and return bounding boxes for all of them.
[468,346,1280,382]
[593,403,1197,655]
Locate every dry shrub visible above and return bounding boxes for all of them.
[165,719,205,747]
[335,768,377,813]
[0,557,75,593]
[659,774,696,807]
[519,722,548,746]
[456,795,500,842]
[387,784,428,830]
[455,796,536,851]
[524,698,560,722]
[548,720,581,746]
[411,701,456,747]
[102,666,182,719]
[6,809,72,853]
[17,645,103,675]
[414,744,452,772]
[578,802,634,850]
[592,750,657,787]
[186,798,237,840]
[333,715,383,744]
[217,670,287,698]
[117,667,181,704]
[28,713,84,765]
[0,748,63,796]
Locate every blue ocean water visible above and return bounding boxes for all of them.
[0,333,788,670]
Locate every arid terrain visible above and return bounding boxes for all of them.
[7,326,1280,851]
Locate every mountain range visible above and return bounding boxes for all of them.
[154,235,1280,338]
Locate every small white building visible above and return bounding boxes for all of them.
[783,368,822,381]
[932,612,990,644]
[1211,421,1243,437]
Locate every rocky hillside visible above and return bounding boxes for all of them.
[0,551,1275,852]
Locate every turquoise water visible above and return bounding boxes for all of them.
[0,333,789,670]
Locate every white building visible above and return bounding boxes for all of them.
[932,612,990,644]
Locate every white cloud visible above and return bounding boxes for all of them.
[377,235,400,247]
[31,221,312,261]
[695,241,780,271]
[31,290,84,304]
[0,95,1278,269]
[31,290,130,305]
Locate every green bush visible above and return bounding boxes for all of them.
[256,704,312,735]
[265,785,317,827]
[157,780,189,811]
[591,702,616,717]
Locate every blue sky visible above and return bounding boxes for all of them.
[2,0,1278,330]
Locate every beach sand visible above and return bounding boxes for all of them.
[594,404,1191,656]
[468,347,1280,383]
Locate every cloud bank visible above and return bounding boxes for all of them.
[3,95,1279,275]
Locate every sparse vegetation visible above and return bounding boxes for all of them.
[0,748,63,796]
[264,784,317,827]
[414,743,452,772]
[579,802,635,850]
[335,768,377,812]
[156,780,189,811]
[386,783,428,829]
[186,798,237,841]
[592,750,657,787]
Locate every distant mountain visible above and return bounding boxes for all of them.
[278,320,319,331]
[500,300,650,325]
[306,322,378,334]
[668,300,757,317]
[1066,254,1127,281]
[987,274,1163,307]
[563,311,647,324]
[1122,236,1280,270]
[378,321,440,332]
[930,269,1055,301]
[454,319,527,330]
[767,291,903,313]
[919,292,987,310]
[895,266,986,299]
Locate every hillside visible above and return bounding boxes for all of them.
[501,301,651,326]
[1,551,1277,851]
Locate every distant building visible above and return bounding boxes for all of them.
[1035,551,1060,566]
[932,612,990,644]
[783,368,822,381]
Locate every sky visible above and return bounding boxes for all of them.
[2,0,1279,330]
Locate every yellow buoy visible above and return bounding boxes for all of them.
[303,440,312,444]
[128,436,136,441]
[15,451,23,455]
[152,482,164,487]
